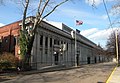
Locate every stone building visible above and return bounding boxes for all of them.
[0,17,109,69]
[30,19,108,69]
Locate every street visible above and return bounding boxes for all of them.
[1,62,116,83]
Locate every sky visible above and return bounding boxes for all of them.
[0,0,119,48]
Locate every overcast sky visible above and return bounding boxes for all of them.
[0,0,119,48]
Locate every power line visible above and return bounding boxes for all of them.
[103,0,113,29]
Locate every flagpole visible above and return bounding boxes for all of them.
[74,19,83,67]
[74,16,77,67]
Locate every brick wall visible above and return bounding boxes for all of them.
[0,21,21,58]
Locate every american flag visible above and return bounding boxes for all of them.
[76,20,83,25]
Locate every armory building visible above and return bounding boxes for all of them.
[0,17,110,69]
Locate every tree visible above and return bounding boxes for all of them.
[111,0,120,16]
[110,0,120,27]
[19,0,69,69]
[106,30,120,57]
[0,0,100,69]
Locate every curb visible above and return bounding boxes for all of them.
[105,64,118,83]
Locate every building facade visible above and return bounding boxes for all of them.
[0,17,109,69]
[0,21,21,56]
[31,20,109,69]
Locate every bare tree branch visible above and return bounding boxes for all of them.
[22,1,25,8]
[41,0,69,21]
[22,0,29,30]
[38,0,42,13]
[39,0,50,19]
[32,0,50,33]
[32,0,43,30]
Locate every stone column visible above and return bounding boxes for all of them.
[36,34,40,68]
[80,43,82,64]
[52,38,54,65]
[62,41,65,65]
[42,36,45,65]
[71,41,75,65]
[32,33,37,69]
[59,40,62,65]
[67,42,71,66]
[47,37,50,65]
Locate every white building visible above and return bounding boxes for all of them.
[30,19,108,69]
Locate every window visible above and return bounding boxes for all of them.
[45,37,48,47]
[40,35,43,46]
[17,36,20,45]
[14,37,16,46]
[67,43,68,50]
[5,38,8,43]
[54,39,57,45]
[57,41,59,45]
[50,38,52,47]
[61,41,63,44]
[45,49,47,54]
[54,39,59,45]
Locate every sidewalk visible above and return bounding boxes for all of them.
[19,65,80,75]
[106,65,120,83]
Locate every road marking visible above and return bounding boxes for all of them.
[105,64,118,83]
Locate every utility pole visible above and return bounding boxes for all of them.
[115,30,119,64]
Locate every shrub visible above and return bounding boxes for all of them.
[0,60,12,70]
[0,52,18,71]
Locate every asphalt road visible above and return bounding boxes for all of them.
[1,62,116,83]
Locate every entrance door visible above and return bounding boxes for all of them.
[87,57,90,64]
[54,52,59,65]
[94,57,97,63]
[76,54,79,66]
[99,56,101,62]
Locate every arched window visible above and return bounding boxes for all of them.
[14,37,16,46]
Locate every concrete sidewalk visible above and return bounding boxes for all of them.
[21,65,79,75]
[106,65,120,83]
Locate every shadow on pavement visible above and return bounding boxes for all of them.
[0,78,10,82]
